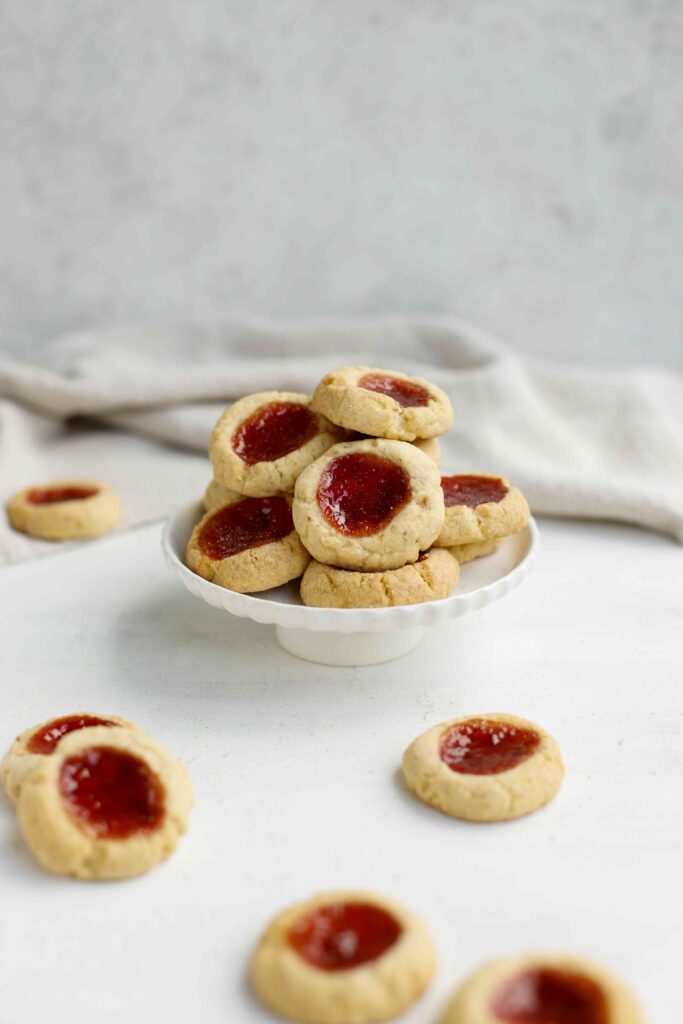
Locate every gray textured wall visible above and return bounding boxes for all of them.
[2,0,682,366]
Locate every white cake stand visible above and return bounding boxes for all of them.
[162,503,538,666]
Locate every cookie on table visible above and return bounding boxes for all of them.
[2,712,137,806]
[293,439,445,571]
[434,474,530,547]
[441,953,642,1024]
[6,480,122,541]
[448,539,499,564]
[186,494,310,593]
[250,890,436,1024]
[301,548,459,609]
[209,391,343,497]
[17,726,193,880]
[311,366,453,441]
[202,478,242,512]
[402,714,563,822]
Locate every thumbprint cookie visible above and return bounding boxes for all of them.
[301,548,459,609]
[7,479,122,541]
[17,726,193,880]
[293,439,445,571]
[434,474,529,547]
[402,714,563,822]
[186,494,310,592]
[311,365,453,441]
[209,391,343,497]
[250,889,436,1024]
[441,953,642,1024]
[448,539,500,564]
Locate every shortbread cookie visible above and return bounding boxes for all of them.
[6,480,122,541]
[301,549,459,609]
[186,494,310,592]
[311,366,453,441]
[442,953,642,1024]
[17,726,193,880]
[250,890,436,1024]
[434,474,530,547]
[209,392,343,497]
[293,439,445,571]
[203,478,242,512]
[2,713,137,806]
[402,714,563,822]
[448,539,499,564]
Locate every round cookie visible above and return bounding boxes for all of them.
[186,494,310,593]
[17,726,193,880]
[293,439,445,571]
[6,479,122,541]
[301,548,459,609]
[441,953,642,1024]
[203,478,242,512]
[311,366,453,441]
[249,889,436,1024]
[402,713,563,823]
[2,712,138,806]
[448,539,500,564]
[209,391,343,497]
[413,436,441,467]
[434,474,530,547]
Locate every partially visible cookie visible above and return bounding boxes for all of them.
[311,366,453,441]
[2,713,137,806]
[402,714,563,822]
[209,391,343,497]
[203,478,242,512]
[441,953,642,1023]
[17,726,193,880]
[301,549,459,609]
[412,436,441,467]
[434,474,530,547]
[293,439,445,571]
[250,889,436,1024]
[448,539,499,564]
[6,480,122,541]
[186,494,310,592]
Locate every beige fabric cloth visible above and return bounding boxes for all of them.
[2,316,682,565]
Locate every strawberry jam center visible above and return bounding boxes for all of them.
[232,402,318,465]
[198,496,293,559]
[28,486,99,505]
[358,372,431,408]
[288,902,402,971]
[316,452,411,536]
[59,746,164,838]
[491,967,609,1024]
[27,715,116,755]
[440,718,540,775]
[441,475,508,508]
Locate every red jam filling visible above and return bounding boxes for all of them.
[27,715,116,755]
[198,495,293,559]
[441,474,508,508]
[288,902,402,971]
[232,402,318,465]
[440,718,540,775]
[316,452,411,536]
[358,372,431,408]
[59,746,164,839]
[491,968,609,1024]
[27,486,99,505]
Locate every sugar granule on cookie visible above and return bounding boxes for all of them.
[6,480,122,541]
[402,713,563,822]
[249,889,436,1024]
[311,366,453,441]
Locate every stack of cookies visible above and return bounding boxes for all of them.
[186,365,530,608]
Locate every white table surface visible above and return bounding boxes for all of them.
[1,517,681,1022]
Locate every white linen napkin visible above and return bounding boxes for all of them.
[1,316,682,565]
